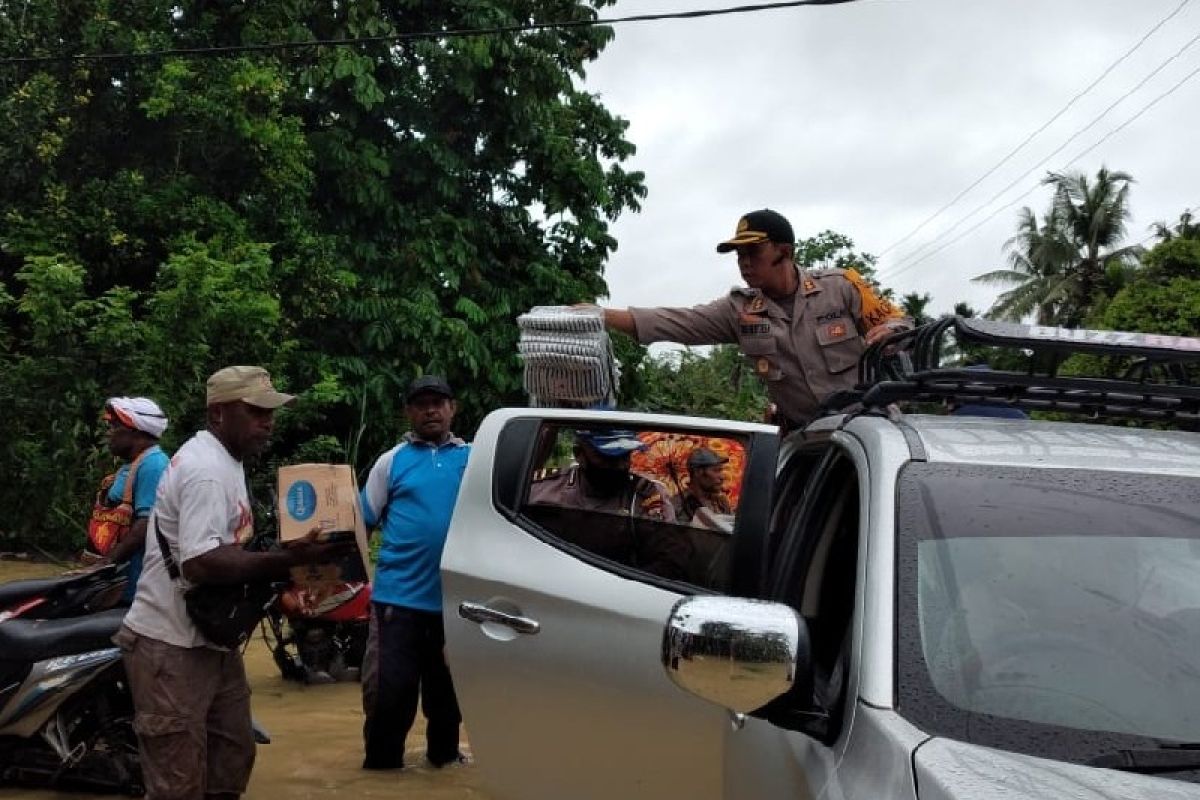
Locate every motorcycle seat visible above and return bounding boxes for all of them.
[0,564,121,609]
[0,608,128,663]
[0,576,65,608]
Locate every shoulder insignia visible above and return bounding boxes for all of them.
[745,295,767,313]
[800,269,841,295]
[633,474,669,497]
[639,494,665,518]
[634,480,667,518]
[532,467,563,482]
[844,268,905,329]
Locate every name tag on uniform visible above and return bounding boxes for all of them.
[738,312,770,337]
[739,321,771,336]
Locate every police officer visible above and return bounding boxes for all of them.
[676,447,733,525]
[598,209,911,430]
[529,429,675,521]
[528,429,689,580]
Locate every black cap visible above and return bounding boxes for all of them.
[716,209,795,253]
[687,447,729,469]
[405,375,453,402]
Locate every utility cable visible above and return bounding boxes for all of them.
[0,0,858,67]
[876,0,1193,260]
[883,59,1200,282]
[883,29,1200,280]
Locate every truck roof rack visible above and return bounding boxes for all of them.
[820,317,1200,425]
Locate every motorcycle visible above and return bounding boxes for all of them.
[0,561,130,623]
[0,608,141,794]
[262,577,371,684]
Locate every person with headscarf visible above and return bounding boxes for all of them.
[85,396,172,603]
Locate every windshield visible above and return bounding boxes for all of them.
[896,462,1200,764]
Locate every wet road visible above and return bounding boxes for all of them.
[0,560,491,800]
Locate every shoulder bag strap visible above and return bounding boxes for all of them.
[121,448,152,506]
[152,513,182,581]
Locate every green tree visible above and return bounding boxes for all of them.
[794,229,894,297]
[1061,223,1200,384]
[1089,225,1200,338]
[1150,209,1200,243]
[630,345,767,423]
[0,1,644,551]
[973,206,1074,324]
[974,167,1141,326]
[1045,167,1142,325]
[901,292,932,325]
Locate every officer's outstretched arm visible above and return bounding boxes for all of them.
[603,308,637,336]
[570,304,638,336]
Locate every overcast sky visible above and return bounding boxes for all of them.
[580,0,1199,329]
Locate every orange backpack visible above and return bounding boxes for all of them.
[86,450,149,557]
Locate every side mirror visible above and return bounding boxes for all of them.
[662,596,808,713]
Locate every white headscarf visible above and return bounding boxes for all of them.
[106,397,169,438]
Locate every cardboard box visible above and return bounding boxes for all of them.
[278,464,361,543]
[277,464,372,613]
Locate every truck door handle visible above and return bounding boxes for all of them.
[458,601,541,635]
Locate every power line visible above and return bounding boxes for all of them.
[876,0,1193,260]
[882,58,1200,283]
[0,0,858,67]
[886,27,1200,277]
[883,28,1200,280]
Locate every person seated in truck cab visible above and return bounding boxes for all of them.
[526,429,691,582]
[674,447,734,528]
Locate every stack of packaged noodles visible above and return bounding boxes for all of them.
[516,306,620,408]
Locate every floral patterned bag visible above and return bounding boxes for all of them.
[85,451,148,556]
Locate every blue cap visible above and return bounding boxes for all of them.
[575,429,647,457]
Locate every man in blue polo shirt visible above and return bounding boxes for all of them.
[359,375,472,771]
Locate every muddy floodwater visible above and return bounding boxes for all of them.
[0,560,492,800]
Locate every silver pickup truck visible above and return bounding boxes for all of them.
[442,319,1200,798]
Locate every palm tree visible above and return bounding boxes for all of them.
[1043,167,1142,326]
[1150,209,1200,243]
[973,205,1074,325]
[900,292,933,325]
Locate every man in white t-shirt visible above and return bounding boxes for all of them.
[116,366,351,800]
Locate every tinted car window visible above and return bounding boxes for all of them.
[514,424,751,590]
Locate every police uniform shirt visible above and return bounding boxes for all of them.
[628,267,909,426]
[526,466,690,581]
[528,465,675,522]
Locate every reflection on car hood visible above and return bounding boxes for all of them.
[915,738,1200,799]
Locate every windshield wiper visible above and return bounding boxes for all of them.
[1086,743,1200,774]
